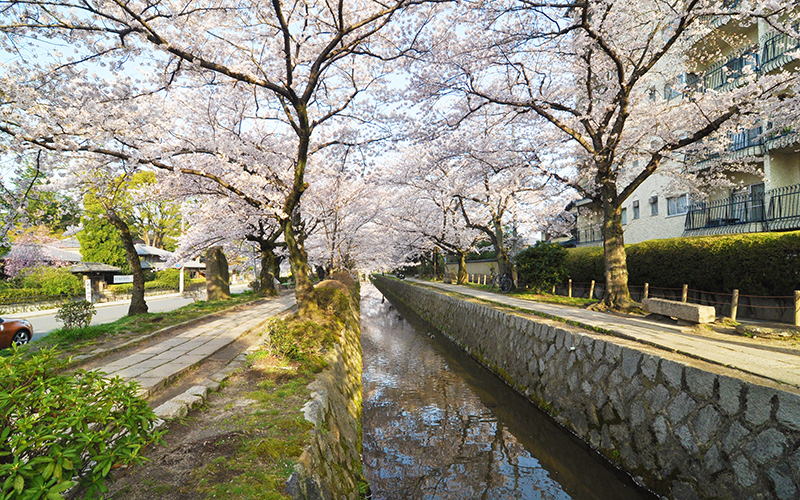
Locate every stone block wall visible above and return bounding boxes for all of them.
[372,276,800,500]
[287,285,364,500]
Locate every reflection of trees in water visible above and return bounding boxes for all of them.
[362,293,571,500]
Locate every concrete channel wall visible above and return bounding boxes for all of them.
[372,276,800,500]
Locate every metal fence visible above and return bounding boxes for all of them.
[684,183,800,234]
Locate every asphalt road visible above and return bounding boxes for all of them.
[17,284,250,341]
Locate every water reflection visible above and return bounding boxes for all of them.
[361,283,655,500]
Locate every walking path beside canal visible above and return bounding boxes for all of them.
[95,294,296,398]
[408,278,800,389]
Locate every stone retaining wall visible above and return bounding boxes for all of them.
[372,276,800,500]
[287,282,364,500]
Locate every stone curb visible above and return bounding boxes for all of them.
[151,343,264,426]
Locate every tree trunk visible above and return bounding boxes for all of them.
[258,245,279,296]
[106,211,148,316]
[601,195,634,310]
[492,217,515,287]
[282,217,315,312]
[456,251,468,284]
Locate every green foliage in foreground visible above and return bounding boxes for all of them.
[0,348,164,500]
[55,300,97,329]
[565,231,800,295]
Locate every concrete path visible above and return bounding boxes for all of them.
[408,278,800,389]
[95,294,296,398]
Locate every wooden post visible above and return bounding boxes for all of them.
[568,279,573,298]
[552,284,556,295]
[794,291,800,326]
[589,280,595,300]
[644,283,649,299]
[682,284,688,302]
[482,274,486,285]
[731,289,739,321]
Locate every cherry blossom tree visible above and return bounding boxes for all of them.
[2,228,68,277]
[0,0,447,313]
[385,110,570,285]
[417,0,800,309]
[303,146,387,273]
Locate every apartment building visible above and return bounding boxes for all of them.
[574,10,800,246]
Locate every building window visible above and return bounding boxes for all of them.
[621,208,627,225]
[649,196,659,216]
[667,194,689,216]
[633,200,640,219]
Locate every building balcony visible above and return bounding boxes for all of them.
[703,46,759,91]
[730,125,764,152]
[684,183,800,235]
[761,26,800,73]
[664,46,759,101]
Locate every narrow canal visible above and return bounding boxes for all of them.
[361,283,657,500]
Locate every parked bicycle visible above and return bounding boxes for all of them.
[489,271,514,293]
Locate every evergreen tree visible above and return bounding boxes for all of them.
[77,202,129,273]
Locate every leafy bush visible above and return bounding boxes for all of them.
[0,348,164,499]
[55,300,97,329]
[17,266,83,296]
[564,231,800,295]
[516,242,569,292]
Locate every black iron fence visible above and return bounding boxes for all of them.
[684,183,800,234]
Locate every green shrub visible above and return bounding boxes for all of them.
[0,348,164,499]
[17,267,83,296]
[55,300,97,329]
[516,242,569,292]
[564,231,800,296]
[150,268,180,288]
[0,289,49,303]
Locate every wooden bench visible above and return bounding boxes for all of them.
[642,298,716,324]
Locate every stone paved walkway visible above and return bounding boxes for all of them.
[96,294,296,398]
[409,278,800,389]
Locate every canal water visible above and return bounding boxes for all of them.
[361,283,657,500]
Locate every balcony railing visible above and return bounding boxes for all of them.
[684,184,800,234]
[761,27,800,72]
[664,47,759,101]
[730,125,763,152]
[704,47,759,90]
[767,184,800,231]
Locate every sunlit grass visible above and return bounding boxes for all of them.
[37,291,262,352]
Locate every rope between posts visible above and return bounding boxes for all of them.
[560,281,800,313]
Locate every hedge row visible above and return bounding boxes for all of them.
[107,277,204,294]
[0,288,69,303]
[565,231,800,296]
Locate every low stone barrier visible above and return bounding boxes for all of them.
[372,276,800,500]
[642,297,716,324]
